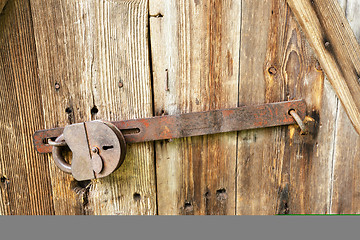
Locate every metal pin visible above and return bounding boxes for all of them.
[91,147,99,154]
[48,139,67,147]
[165,69,169,91]
[289,109,308,135]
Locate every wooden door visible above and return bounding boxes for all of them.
[1,0,360,215]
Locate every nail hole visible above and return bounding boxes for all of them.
[156,109,167,116]
[71,180,91,195]
[1,176,8,183]
[118,81,123,88]
[184,202,193,212]
[133,193,141,201]
[150,13,164,18]
[102,145,114,150]
[324,41,330,48]
[55,82,60,91]
[65,107,73,114]
[91,106,98,115]
[204,192,210,199]
[216,188,228,201]
[268,67,277,75]
[315,61,322,71]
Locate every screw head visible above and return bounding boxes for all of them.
[92,147,99,154]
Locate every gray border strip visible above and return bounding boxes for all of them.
[0,216,359,240]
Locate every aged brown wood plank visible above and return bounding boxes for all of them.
[0,0,54,215]
[237,0,335,214]
[30,0,156,215]
[0,0,7,14]
[286,0,360,135]
[149,0,241,215]
[331,0,360,214]
[237,0,278,215]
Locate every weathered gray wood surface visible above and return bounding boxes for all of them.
[237,0,335,214]
[330,0,360,214]
[150,0,240,215]
[30,0,156,215]
[0,0,54,215]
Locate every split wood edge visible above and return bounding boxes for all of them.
[286,0,360,135]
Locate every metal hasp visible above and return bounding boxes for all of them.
[33,100,307,180]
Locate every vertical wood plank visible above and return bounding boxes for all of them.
[86,0,156,215]
[331,0,360,214]
[237,0,335,214]
[149,0,241,215]
[0,0,54,215]
[30,0,156,215]
[237,0,276,215]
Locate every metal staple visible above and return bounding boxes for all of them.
[47,139,67,147]
[289,109,307,134]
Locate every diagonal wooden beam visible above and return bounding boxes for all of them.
[286,0,360,135]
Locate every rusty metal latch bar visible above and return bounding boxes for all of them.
[34,100,306,154]
[32,100,308,180]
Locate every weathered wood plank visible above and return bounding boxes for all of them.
[331,0,360,214]
[0,0,7,14]
[149,0,241,215]
[237,0,277,215]
[286,0,360,135]
[271,4,335,214]
[237,0,335,214]
[0,0,54,215]
[30,0,156,215]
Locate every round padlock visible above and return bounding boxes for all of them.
[51,121,127,180]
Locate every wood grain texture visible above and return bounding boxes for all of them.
[237,0,280,215]
[149,0,241,215]
[2,0,360,215]
[0,0,54,215]
[0,0,7,14]
[286,0,360,135]
[30,0,156,215]
[330,0,360,214]
[237,0,334,214]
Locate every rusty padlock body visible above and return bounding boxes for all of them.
[52,121,126,181]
